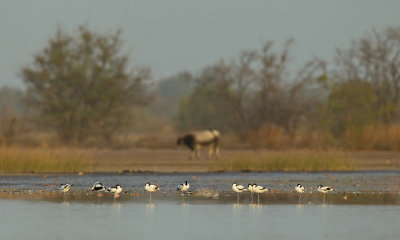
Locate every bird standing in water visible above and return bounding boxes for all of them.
[60,184,71,193]
[295,184,305,203]
[177,181,190,200]
[248,183,255,203]
[232,182,247,203]
[91,182,106,192]
[145,182,160,203]
[107,184,123,194]
[317,185,334,203]
[177,181,190,193]
[108,184,123,198]
[253,184,270,204]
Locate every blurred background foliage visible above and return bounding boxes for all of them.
[1,26,400,150]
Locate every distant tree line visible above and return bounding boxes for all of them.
[175,39,325,139]
[175,27,400,142]
[0,26,399,148]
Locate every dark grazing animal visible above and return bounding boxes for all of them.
[177,129,220,159]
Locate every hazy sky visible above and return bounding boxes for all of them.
[1,1,399,88]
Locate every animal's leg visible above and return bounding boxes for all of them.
[214,146,220,158]
[208,146,213,159]
[189,150,195,160]
[194,145,201,159]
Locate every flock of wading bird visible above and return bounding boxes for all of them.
[59,181,334,204]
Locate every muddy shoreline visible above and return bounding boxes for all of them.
[1,190,400,205]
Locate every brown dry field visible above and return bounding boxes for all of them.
[85,149,400,172]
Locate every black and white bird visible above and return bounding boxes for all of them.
[145,182,160,202]
[177,181,190,193]
[91,182,106,191]
[60,184,71,193]
[107,184,122,194]
[232,182,247,203]
[295,184,305,193]
[232,182,247,193]
[253,184,270,204]
[317,185,334,193]
[248,183,255,202]
[317,185,334,203]
[295,184,305,203]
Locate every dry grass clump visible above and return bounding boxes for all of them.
[0,147,92,173]
[210,150,355,172]
[342,125,400,150]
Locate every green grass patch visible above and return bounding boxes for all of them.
[209,150,355,172]
[0,147,93,173]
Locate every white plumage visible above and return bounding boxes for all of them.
[91,182,106,191]
[253,184,270,194]
[60,184,71,193]
[177,181,190,193]
[232,182,247,193]
[247,183,255,192]
[318,184,334,203]
[295,184,305,193]
[145,182,160,193]
[107,184,122,194]
[317,185,334,193]
[295,184,305,203]
[232,182,247,203]
[145,182,159,203]
[252,184,269,204]
[248,183,255,202]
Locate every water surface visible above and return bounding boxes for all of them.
[1,200,399,240]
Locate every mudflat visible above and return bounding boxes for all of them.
[84,149,400,172]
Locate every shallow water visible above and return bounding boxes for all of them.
[1,200,399,240]
[1,172,400,205]
[1,171,400,192]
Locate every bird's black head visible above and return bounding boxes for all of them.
[317,184,322,188]
[233,182,237,185]
[185,181,188,184]
[297,184,301,187]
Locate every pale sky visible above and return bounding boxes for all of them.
[1,0,399,88]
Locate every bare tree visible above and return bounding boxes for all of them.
[333,27,400,124]
[176,39,325,139]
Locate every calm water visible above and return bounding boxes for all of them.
[1,200,399,240]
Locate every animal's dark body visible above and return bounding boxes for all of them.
[177,129,220,159]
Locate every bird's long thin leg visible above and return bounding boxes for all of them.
[299,194,302,203]
[150,192,152,203]
[257,194,260,204]
[323,193,325,204]
[237,193,239,204]
[251,193,253,203]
